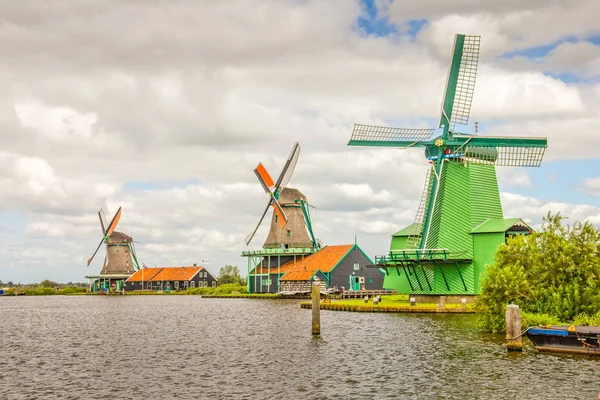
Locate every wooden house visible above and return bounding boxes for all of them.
[125,265,218,291]
[249,244,384,293]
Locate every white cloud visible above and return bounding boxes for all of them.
[581,177,600,196]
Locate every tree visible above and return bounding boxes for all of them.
[40,279,59,288]
[218,265,245,285]
[478,212,600,332]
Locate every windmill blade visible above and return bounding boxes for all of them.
[245,198,273,245]
[348,124,436,148]
[98,208,108,233]
[105,207,122,237]
[439,34,481,131]
[87,237,105,266]
[453,134,548,167]
[254,163,275,194]
[272,197,288,228]
[274,142,300,189]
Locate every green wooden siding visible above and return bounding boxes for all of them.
[382,267,412,293]
[390,236,408,251]
[472,233,504,293]
[425,162,473,258]
[469,164,503,228]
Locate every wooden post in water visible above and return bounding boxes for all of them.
[311,277,321,335]
[506,304,522,352]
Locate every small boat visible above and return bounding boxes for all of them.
[526,325,600,356]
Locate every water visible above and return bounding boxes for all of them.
[0,296,598,399]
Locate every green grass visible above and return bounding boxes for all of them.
[329,294,475,310]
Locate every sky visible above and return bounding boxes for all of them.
[1,0,600,283]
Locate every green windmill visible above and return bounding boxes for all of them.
[348,34,547,296]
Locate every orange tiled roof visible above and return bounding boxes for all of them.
[280,269,320,281]
[127,268,163,282]
[126,266,202,282]
[154,266,201,281]
[251,259,300,275]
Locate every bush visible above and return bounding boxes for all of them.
[185,283,247,295]
[58,287,87,295]
[477,213,600,332]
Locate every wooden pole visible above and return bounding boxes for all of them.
[311,279,320,335]
[506,304,522,352]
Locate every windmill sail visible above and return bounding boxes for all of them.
[245,199,272,245]
[439,35,481,131]
[246,143,300,246]
[98,208,108,233]
[87,207,122,266]
[349,124,436,147]
[274,142,300,189]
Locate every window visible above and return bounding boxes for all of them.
[174,281,179,289]
[183,281,188,289]
[353,262,360,271]
[147,282,152,290]
[212,281,216,288]
[190,281,195,288]
[204,272,207,278]
[275,215,278,223]
[286,230,291,237]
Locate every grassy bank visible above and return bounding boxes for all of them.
[2,287,87,296]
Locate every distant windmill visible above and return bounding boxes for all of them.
[348,34,547,295]
[245,142,320,251]
[87,207,140,275]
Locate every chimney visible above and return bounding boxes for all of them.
[193,263,197,267]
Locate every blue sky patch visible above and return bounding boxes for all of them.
[508,159,600,204]
[357,0,397,37]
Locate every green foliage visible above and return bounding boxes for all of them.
[521,311,563,328]
[58,287,87,295]
[186,283,247,295]
[39,279,59,288]
[573,312,600,326]
[22,287,57,296]
[218,265,245,285]
[478,212,600,332]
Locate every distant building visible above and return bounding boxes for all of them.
[125,265,218,291]
[248,244,384,293]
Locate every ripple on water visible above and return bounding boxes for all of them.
[0,296,599,399]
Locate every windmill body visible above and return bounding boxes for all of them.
[263,187,313,249]
[101,231,136,275]
[348,34,547,296]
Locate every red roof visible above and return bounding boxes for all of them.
[126,266,202,282]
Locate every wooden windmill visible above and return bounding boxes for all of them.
[245,142,320,251]
[87,207,140,275]
[348,34,547,295]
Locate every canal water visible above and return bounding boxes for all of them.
[0,296,598,399]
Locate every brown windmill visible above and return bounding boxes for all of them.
[245,142,320,251]
[86,207,140,291]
